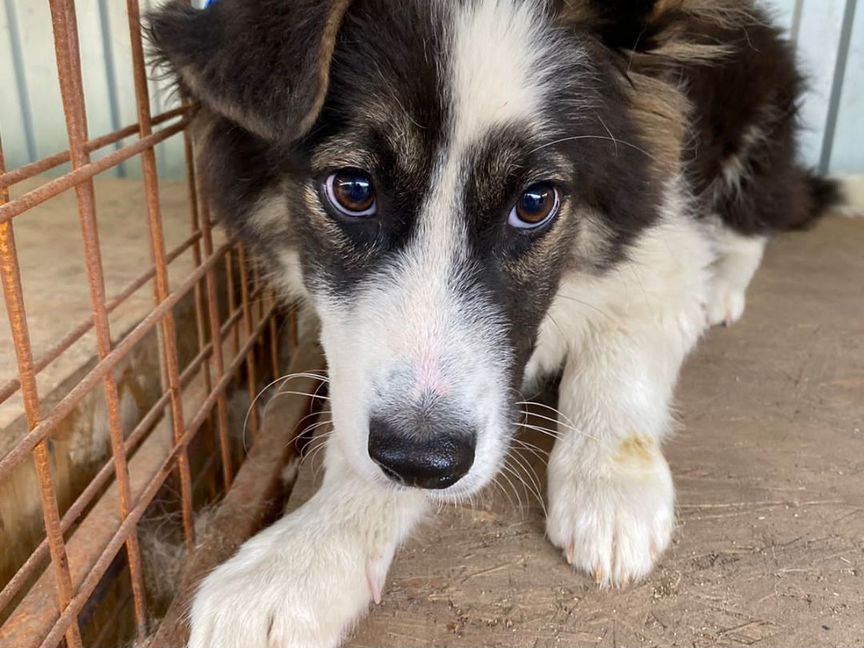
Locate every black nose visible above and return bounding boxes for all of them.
[368,418,475,489]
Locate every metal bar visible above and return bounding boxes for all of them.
[254,265,265,321]
[96,0,126,178]
[0,240,233,484]
[2,0,38,163]
[790,0,804,46]
[0,118,189,225]
[290,304,299,351]
[184,130,210,396]
[270,312,280,382]
[38,306,280,648]
[125,0,196,552]
[195,148,234,489]
[183,114,214,446]
[46,0,149,638]
[182,112,220,498]
[0,106,188,189]
[819,0,858,173]
[0,142,83,647]
[237,244,260,438]
[185,309,276,437]
[226,249,240,355]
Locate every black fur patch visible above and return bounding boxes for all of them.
[295,0,450,296]
[556,0,842,235]
[676,13,823,233]
[584,0,663,50]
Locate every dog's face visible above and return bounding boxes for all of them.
[151,0,662,498]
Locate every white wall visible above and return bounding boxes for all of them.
[1,0,862,179]
[0,0,184,179]
[769,0,863,174]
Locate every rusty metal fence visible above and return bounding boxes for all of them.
[0,1,310,645]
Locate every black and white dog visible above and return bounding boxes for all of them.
[149,1,860,645]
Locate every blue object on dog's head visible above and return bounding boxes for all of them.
[202,0,219,8]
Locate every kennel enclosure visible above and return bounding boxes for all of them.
[0,1,324,645]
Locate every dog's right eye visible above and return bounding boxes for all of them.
[508,183,559,231]
[324,169,377,217]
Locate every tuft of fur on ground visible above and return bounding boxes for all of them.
[138,506,218,613]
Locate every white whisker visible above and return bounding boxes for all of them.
[505,451,546,517]
[514,400,579,430]
[243,371,330,455]
[529,134,656,160]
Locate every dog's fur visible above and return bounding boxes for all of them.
[148,1,856,645]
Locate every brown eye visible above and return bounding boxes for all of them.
[509,183,559,229]
[324,169,377,216]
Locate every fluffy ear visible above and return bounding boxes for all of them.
[148,0,352,142]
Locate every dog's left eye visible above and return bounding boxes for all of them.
[508,183,560,230]
[324,169,377,217]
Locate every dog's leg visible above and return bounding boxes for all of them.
[705,227,767,327]
[188,449,426,648]
[543,214,711,588]
[544,318,694,588]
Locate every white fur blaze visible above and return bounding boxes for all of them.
[449,0,558,144]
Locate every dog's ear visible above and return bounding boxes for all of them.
[148,0,352,142]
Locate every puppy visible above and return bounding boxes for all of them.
[149,1,858,645]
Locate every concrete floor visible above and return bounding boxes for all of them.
[313,215,863,647]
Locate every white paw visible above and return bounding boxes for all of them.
[705,280,746,327]
[188,512,391,648]
[546,436,674,588]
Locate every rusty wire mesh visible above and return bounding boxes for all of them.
[0,1,294,645]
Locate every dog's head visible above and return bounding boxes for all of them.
[150,0,675,497]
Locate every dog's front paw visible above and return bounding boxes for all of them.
[705,279,746,327]
[188,515,389,648]
[546,436,674,588]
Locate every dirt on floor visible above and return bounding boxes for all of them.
[289,214,864,648]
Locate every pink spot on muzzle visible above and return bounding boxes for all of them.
[413,342,451,399]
